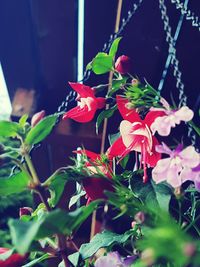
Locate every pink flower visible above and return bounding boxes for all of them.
[108,96,165,182]
[74,149,113,203]
[0,247,27,267]
[152,143,200,188]
[150,98,194,136]
[94,251,135,267]
[115,55,131,74]
[63,82,106,123]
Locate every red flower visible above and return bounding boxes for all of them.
[107,96,165,182]
[115,55,131,74]
[75,149,113,203]
[63,83,106,123]
[0,248,27,267]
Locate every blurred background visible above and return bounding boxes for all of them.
[0,0,199,265]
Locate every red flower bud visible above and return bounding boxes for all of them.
[19,207,33,217]
[0,248,27,267]
[134,211,145,224]
[115,55,131,74]
[31,110,46,127]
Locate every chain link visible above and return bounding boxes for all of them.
[57,0,144,113]
[159,0,197,146]
[170,0,200,31]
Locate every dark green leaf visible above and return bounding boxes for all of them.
[77,230,135,260]
[22,254,50,267]
[109,37,122,57]
[108,132,121,145]
[119,154,130,169]
[0,121,21,138]
[189,121,200,136]
[25,114,59,145]
[0,171,30,196]
[96,105,117,134]
[90,53,113,74]
[108,77,128,96]
[9,202,100,254]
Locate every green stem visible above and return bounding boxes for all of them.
[24,154,40,185]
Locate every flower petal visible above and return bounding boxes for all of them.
[179,146,200,168]
[116,95,141,123]
[63,105,96,122]
[69,82,95,98]
[144,110,166,128]
[107,137,127,158]
[174,106,194,123]
[146,136,161,167]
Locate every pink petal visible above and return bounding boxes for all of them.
[179,146,200,168]
[155,142,172,155]
[69,82,95,98]
[167,167,182,188]
[150,116,172,136]
[180,167,197,183]
[116,95,142,123]
[174,106,194,123]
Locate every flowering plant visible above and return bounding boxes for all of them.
[0,38,200,267]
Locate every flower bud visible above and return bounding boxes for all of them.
[131,78,139,86]
[183,243,196,257]
[134,211,145,224]
[19,207,33,217]
[115,55,131,74]
[31,110,45,127]
[131,221,137,229]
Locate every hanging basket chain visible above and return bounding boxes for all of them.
[56,0,144,114]
[159,0,197,146]
[170,0,200,31]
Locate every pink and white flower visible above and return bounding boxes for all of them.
[152,143,200,188]
[150,98,194,136]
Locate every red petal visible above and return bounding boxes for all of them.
[63,106,96,123]
[83,177,113,201]
[107,137,126,158]
[144,110,166,128]
[74,149,100,160]
[69,82,95,98]
[146,136,161,167]
[116,95,141,123]
[96,97,106,109]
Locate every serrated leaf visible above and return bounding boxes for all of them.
[0,171,30,196]
[109,37,122,57]
[9,201,100,254]
[19,114,29,127]
[96,105,117,134]
[91,52,113,74]
[22,254,50,267]
[0,121,21,137]
[25,114,59,145]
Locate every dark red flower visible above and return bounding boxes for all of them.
[19,207,33,217]
[75,149,113,203]
[115,55,131,74]
[107,96,165,182]
[63,83,106,123]
[0,248,27,267]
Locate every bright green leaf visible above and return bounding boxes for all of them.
[0,121,21,138]
[109,37,122,57]
[68,252,80,267]
[108,77,127,97]
[0,171,30,196]
[96,105,117,134]
[22,254,50,267]
[25,114,59,145]
[69,190,86,209]
[91,53,113,74]
[19,114,29,127]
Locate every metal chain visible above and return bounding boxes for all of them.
[170,0,200,31]
[159,0,197,146]
[57,0,144,113]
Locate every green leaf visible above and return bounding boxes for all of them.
[9,202,100,254]
[189,121,200,136]
[68,252,80,267]
[90,52,113,74]
[109,37,122,57]
[74,230,135,261]
[19,114,29,127]
[96,105,117,134]
[119,154,130,169]
[130,176,172,212]
[48,172,70,207]
[0,171,30,196]
[0,121,21,137]
[22,254,50,267]
[108,132,121,145]
[69,190,86,209]
[108,77,127,96]
[0,248,14,261]
[25,114,59,145]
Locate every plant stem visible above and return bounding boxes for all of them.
[24,154,40,185]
